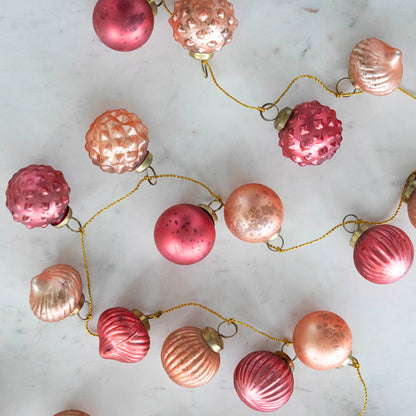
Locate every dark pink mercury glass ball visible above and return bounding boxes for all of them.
[93,0,154,51]
[154,204,216,265]
[353,224,414,284]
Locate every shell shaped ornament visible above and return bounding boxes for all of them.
[349,38,403,95]
[97,307,150,363]
[29,264,83,322]
[85,109,150,174]
[54,411,90,416]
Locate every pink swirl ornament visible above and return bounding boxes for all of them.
[5,164,71,229]
[277,101,343,166]
[408,190,416,228]
[97,307,150,363]
[353,224,414,284]
[85,109,150,174]
[234,351,294,412]
[29,264,84,322]
[54,411,90,416]
[349,38,403,96]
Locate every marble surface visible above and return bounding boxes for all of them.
[1,1,416,415]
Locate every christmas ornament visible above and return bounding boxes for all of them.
[54,411,90,416]
[402,173,416,228]
[29,264,84,322]
[93,0,156,52]
[234,350,294,412]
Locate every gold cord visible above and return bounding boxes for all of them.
[399,87,416,100]
[351,357,368,416]
[161,0,172,15]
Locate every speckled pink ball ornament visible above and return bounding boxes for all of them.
[5,164,71,229]
[54,411,90,416]
[276,101,343,166]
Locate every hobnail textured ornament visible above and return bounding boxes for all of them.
[349,38,403,96]
[408,189,416,228]
[5,164,71,229]
[85,109,150,174]
[97,307,150,363]
[54,411,90,416]
[277,101,343,166]
[234,351,294,412]
[353,224,414,284]
[29,264,84,322]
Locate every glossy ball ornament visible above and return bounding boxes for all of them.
[154,204,216,265]
[93,0,154,52]
[54,411,90,416]
[97,307,150,363]
[353,224,414,284]
[224,183,283,243]
[277,101,343,166]
[5,164,71,229]
[407,189,416,228]
[293,311,352,371]
[349,38,403,96]
[85,109,150,174]
[234,351,294,412]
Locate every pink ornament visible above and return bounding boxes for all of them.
[54,411,90,416]
[5,164,71,229]
[85,109,150,174]
[408,190,416,229]
[277,101,343,166]
[349,38,403,96]
[154,204,216,265]
[97,307,150,363]
[168,0,238,57]
[293,311,352,371]
[353,224,414,284]
[234,351,294,412]
[93,0,154,52]
[224,183,283,243]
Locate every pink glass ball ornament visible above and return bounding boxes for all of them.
[234,351,294,412]
[352,224,414,284]
[93,0,155,52]
[54,411,90,416]
[276,101,343,166]
[154,203,216,265]
[293,311,353,371]
[29,264,84,322]
[5,164,71,229]
[85,109,151,174]
[97,307,150,363]
[349,38,403,96]
[168,0,238,59]
[224,183,283,243]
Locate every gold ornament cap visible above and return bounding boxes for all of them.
[202,326,224,353]
[189,51,214,61]
[69,293,86,316]
[266,228,281,242]
[337,352,353,368]
[274,350,295,371]
[52,206,73,228]
[274,107,293,131]
[198,204,218,224]
[147,0,158,16]
[134,152,154,173]
[350,224,371,247]
[131,309,151,331]
[402,175,416,203]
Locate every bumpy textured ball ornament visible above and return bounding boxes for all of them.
[277,101,343,166]
[234,351,294,412]
[85,109,150,174]
[224,183,283,243]
[349,38,403,96]
[93,0,155,51]
[54,411,90,416]
[97,307,150,363]
[353,224,414,284]
[5,164,71,229]
[154,204,216,265]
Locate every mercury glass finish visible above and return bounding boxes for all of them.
[54,411,90,416]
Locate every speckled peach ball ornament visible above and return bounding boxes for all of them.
[54,411,90,416]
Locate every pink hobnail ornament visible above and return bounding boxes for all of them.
[5,164,71,228]
[54,411,90,416]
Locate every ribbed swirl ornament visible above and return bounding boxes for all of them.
[54,411,90,416]
[161,326,221,387]
[353,224,414,284]
[29,264,83,322]
[97,307,150,363]
[234,351,294,412]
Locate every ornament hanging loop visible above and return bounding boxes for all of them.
[266,235,284,252]
[260,103,280,121]
[201,61,209,79]
[145,166,158,185]
[208,198,224,212]
[77,300,90,321]
[336,77,357,96]
[66,217,83,233]
[217,320,238,339]
[342,214,360,233]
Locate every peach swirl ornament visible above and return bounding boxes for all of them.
[349,38,403,96]
[54,411,90,416]
[29,264,84,322]
[85,109,150,174]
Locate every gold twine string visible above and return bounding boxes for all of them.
[161,0,173,15]
[399,87,416,100]
[351,357,368,416]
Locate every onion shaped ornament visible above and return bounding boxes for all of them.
[29,264,84,322]
[349,38,403,95]
[54,411,90,416]
[97,307,150,363]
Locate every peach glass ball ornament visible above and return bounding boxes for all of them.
[54,411,90,416]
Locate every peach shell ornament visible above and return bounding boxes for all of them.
[54,411,90,416]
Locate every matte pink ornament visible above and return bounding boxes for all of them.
[349,38,403,96]
[154,204,216,265]
[54,411,90,416]
[278,101,343,166]
[224,183,283,243]
[408,190,416,229]
[353,224,414,284]
[97,307,150,363]
[234,351,294,412]
[85,109,150,174]
[93,0,154,51]
[293,311,352,371]
[5,164,71,229]
[168,0,238,56]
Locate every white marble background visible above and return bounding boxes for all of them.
[1,1,416,415]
